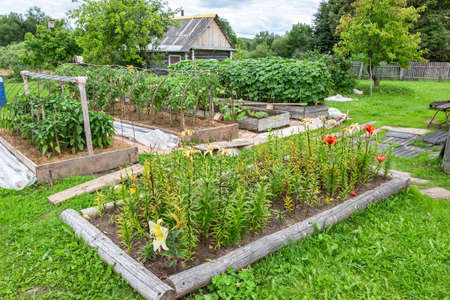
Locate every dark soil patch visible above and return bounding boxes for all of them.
[110,103,228,134]
[0,129,130,165]
[89,176,388,279]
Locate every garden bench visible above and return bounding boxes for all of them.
[428,100,450,128]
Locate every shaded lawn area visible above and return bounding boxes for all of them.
[0,176,448,299]
[331,80,450,129]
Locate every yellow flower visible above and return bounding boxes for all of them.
[181,129,194,137]
[129,188,136,194]
[149,219,169,252]
[126,65,134,72]
[182,148,200,162]
[302,118,313,125]
[205,145,219,156]
[220,148,232,156]
[327,119,338,127]
[344,123,360,135]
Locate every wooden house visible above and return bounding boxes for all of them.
[149,14,236,66]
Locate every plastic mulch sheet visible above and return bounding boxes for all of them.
[0,142,36,190]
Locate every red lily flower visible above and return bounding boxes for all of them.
[350,190,357,197]
[376,154,387,163]
[364,124,377,135]
[322,135,337,145]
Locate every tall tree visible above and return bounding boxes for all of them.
[70,0,175,65]
[408,0,450,61]
[20,20,81,68]
[0,7,48,46]
[312,0,354,53]
[286,23,314,56]
[335,0,425,94]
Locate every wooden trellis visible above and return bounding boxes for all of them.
[20,71,94,156]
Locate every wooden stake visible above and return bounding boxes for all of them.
[77,77,94,156]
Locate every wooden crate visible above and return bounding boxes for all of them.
[0,135,138,183]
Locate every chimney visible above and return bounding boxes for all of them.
[181,10,184,16]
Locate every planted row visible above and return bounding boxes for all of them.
[95,122,392,268]
[169,57,333,105]
[1,94,115,156]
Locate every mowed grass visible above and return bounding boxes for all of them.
[196,189,449,299]
[330,80,450,129]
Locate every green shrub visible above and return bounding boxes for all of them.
[295,51,355,93]
[0,42,31,79]
[170,57,333,105]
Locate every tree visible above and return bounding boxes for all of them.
[408,0,450,61]
[254,31,277,48]
[286,23,314,56]
[271,36,290,57]
[247,43,275,58]
[312,0,354,53]
[0,7,48,47]
[20,20,81,68]
[335,0,425,95]
[70,0,175,65]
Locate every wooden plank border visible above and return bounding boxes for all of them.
[0,135,36,173]
[62,177,408,299]
[60,209,175,300]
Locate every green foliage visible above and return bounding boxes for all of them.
[100,121,383,261]
[285,23,314,56]
[69,0,176,65]
[20,21,81,68]
[170,57,333,104]
[0,42,29,78]
[296,50,355,93]
[335,0,425,89]
[0,7,47,47]
[1,94,115,156]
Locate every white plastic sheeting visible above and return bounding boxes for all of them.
[0,142,36,190]
[113,121,179,150]
[328,107,347,119]
[325,94,354,102]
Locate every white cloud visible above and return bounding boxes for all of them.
[0,0,322,37]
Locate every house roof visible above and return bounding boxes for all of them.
[150,14,235,53]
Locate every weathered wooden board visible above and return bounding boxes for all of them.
[0,135,36,173]
[183,123,239,143]
[47,164,143,205]
[36,146,138,183]
[194,139,254,151]
[60,209,175,300]
[243,103,328,120]
[238,108,290,132]
[166,177,409,298]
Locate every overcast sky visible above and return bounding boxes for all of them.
[0,0,322,37]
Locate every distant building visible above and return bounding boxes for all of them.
[149,14,236,66]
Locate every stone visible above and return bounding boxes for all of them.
[390,170,430,184]
[384,131,418,139]
[418,131,448,145]
[420,187,450,200]
[392,145,424,158]
[381,126,430,136]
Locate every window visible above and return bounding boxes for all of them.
[168,55,182,66]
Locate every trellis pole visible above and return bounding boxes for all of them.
[20,71,94,156]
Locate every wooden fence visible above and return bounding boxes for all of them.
[351,61,450,81]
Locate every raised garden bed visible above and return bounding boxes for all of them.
[0,130,138,183]
[61,176,408,299]
[244,102,329,120]
[237,107,290,132]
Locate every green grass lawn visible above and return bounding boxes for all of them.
[331,80,450,129]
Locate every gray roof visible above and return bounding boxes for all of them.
[150,15,235,53]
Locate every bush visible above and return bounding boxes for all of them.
[1,94,115,157]
[0,42,31,79]
[170,57,333,105]
[295,51,355,93]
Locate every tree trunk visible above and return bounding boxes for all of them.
[443,128,450,174]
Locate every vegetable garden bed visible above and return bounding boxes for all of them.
[0,131,138,183]
[237,107,290,132]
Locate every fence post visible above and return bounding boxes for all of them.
[20,71,30,96]
[358,62,364,80]
[399,68,404,81]
[439,63,445,82]
[77,76,94,156]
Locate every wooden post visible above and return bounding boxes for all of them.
[77,76,94,156]
[399,68,404,81]
[358,62,364,80]
[192,49,195,61]
[20,71,30,96]
[230,51,233,60]
[443,128,450,174]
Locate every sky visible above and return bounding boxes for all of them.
[0,0,322,38]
